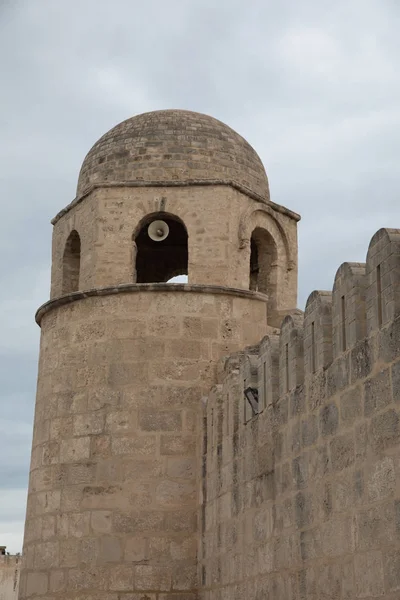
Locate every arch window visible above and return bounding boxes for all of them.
[62,230,81,294]
[249,227,278,316]
[134,214,188,283]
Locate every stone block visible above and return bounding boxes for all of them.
[167,339,202,359]
[108,362,148,387]
[33,541,59,569]
[370,408,400,451]
[139,411,182,432]
[147,315,182,337]
[355,421,368,460]
[366,456,395,502]
[41,440,59,465]
[301,414,318,447]
[364,368,391,417]
[350,338,372,384]
[321,516,354,558]
[67,461,96,485]
[334,470,355,511]
[292,454,308,489]
[300,528,321,561]
[315,563,342,600]
[123,459,161,481]
[113,511,164,534]
[384,550,400,592]
[99,537,122,563]
[36,490,61,514]
[289,385,305,417]
[160,435,196,456]
[326,354,350,397]
[80,537,98,565]
[26,571,48,596]
[67,566,109,600]
[49,569,66,593]
[60,436,91,463]
[320,403,339,436]
[377,315,400,363]
[172,565,197,590]
[82,483,125,510]
[134,565,171,591]
[295,491,314,528]
[155,480,196,507]
[291,421,301,454]
[73,412,105,436]
[91,434,111,458]
[306,370,326,411]
[165,510,197,533]
[59,538,80,568]
[111,435,156,456]
[91,510,112,534]
[87,387,121,411]
[108,564,134,591]
[49,415,73,440]
[105,410,134,434]
[354,551,384,597]
[69,512,90,538]
[125,536,147,562]
[330,433,355,471]
[340,386,362,426]
[41,514,56,540]
[357,503,397,551]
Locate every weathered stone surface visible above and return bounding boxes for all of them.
[364,368,391,416]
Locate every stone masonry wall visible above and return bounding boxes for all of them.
[200,228,400,599]
[0,555,20,600]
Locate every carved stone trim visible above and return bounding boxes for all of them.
[36,283,268,325]
[51,180,301,225]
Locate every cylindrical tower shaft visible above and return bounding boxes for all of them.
[20,286,267,598]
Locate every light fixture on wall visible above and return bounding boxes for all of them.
[244,386,259,416]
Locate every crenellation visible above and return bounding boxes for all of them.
[304,290,333,376]
[366,228,400,334]
[332,262,367,357]
[257,334,280,415]
[278,309,304,397]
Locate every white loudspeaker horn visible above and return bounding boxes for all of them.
[148,220,169,242]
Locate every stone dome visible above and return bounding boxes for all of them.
[76,109,270,201]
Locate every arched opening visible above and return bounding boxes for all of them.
[62,230,81,294]
[249,227,278,313]
[134,214,188,283]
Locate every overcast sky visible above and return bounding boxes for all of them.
[1,0,399,553]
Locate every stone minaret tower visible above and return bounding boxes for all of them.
[19,110,299,599]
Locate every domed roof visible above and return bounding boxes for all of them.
[76,109,270,201]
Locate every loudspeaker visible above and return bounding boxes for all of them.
[148,220,169,242]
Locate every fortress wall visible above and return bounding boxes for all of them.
[0,555,20,600]
[200,228,400,599]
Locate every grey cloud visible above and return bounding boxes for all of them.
[1,0,400,551]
